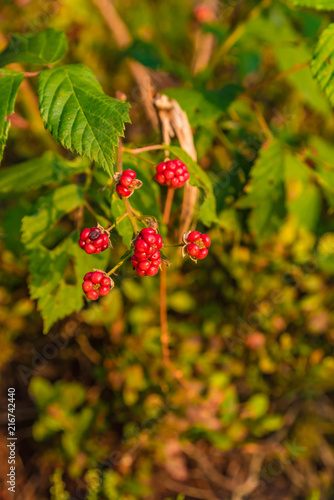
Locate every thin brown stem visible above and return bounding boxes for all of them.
[239,95,273,141]
[123,149,155,165]
[162,187,175,226]
[107,252,133,276]
[23,71,41,77]
[210,0,271,68]
[124,144,164,154]
[245,61,309,94]
[84,201,103,221]
[124,198,138,233]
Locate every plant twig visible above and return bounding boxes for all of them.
[245,61,310,94]
[124,198,138,233]
[239,95,273,141]
[23,71,41,77]
[107,252,133,276]
[163,187,175,225]
[124,144,164,154]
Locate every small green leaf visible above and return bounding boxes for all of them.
[27,234,109,333]
[311,24,334,106]
[0,152,88,194]
[237,140,286,242]
[284,0,334,9]
[242,394,269,419]
[0,69,24,163]
[0,29,68,66]
[21,185,109,332]
[21,184,84,249]
[38,64,131,175]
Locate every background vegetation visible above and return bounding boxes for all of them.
[1,0,334,499]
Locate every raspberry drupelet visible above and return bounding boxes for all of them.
[155,159,190,188]
[131,228,163,276]
[82,272,114,300]
[79,227,109,254]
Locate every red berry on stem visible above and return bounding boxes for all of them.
[80,228,91,241]
[201,234,211,248]
[82,280,93,292]
[120,175,133,188]
[197,248,208,260]
[187,243,199,257]
[123,169,136,179]
[156,163,166,173]
[99,286,110,296]
[116,185,131,197]
[85,244,96,255]
[146,265,159,276]
[188,231,201,243]
[91,271,104,284]
[86,290,99,301]
[141,228,156,235]
[143,233,156,246]
[156,173,166,184]
[135,239,149,253]
[138,260,151,271]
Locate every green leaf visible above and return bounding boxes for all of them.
[0,29,68,67]
[38,64,131,175]
[21,184,84,249]
[21,185,110,332]
[284,153,321,231]
[284,0,334,9]
[27,234,109,333]
[237,140,286,242]
[0,152,88,194]
[242,394,269,419]
[0,69,24,163]
[163,84,241,127]
[311,24,334,106]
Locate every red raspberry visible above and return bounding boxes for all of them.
[184,230,211,261]
[82,272,114,300]
[132,228,163,276]
[187,243,199,257]
[188,231,201,242]
[79,227,109,254]
[115,169,141,198]
[116,185,131,197]
[155,159,190,188]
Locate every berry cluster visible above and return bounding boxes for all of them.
[131,228,163,276]
[115,169,142,198]
[79,227,109,254]
[155,159,190,188]
[82,272,114,301]
[183,230,211,260]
